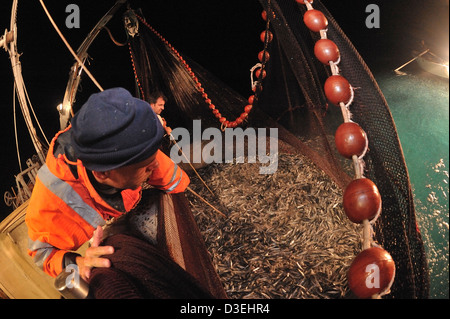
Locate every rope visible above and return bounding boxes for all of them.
[103,26,127,47]
[186,187,227,218]
[168,133,217,199]
[128,42,146,100]
[23,81,50,146]
[13,82,22,172]
[39,0,104,92]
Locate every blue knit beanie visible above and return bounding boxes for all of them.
[71,87,164,171]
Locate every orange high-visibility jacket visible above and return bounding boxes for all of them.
[25,127,190,278]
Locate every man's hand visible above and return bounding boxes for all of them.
[76,226,114,282]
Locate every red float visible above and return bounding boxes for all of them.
[255,68,267,79]
[296,0,313,4]
[347,247,395,299]
[228,121,237,128]
[314,39,339,65]
[240,112,248,120]
[303,9,328,32]
[335,122,367,158]
[261,10,267,21]
[324,75,352,105]
[343,178,381,223]
[258,50,270,63]
[260,30,273,43]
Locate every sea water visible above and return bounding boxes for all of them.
[376,70,449,299]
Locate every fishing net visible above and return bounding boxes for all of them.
[126,0,429,298]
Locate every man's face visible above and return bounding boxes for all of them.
[150,97,165,115]
[97,153,159,190]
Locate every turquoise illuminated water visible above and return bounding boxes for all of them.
[376,70,449,299]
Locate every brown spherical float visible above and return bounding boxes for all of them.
[343,178,381,223]
[335,122,367,159]
[347,247,395,299]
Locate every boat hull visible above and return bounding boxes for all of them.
[417,56,449,79]
[0,202,62,299]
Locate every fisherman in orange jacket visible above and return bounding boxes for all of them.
[25,87,190,280]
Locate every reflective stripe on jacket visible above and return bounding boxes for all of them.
[25,127,190,277]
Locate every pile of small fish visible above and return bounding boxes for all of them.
[186,152,362,299]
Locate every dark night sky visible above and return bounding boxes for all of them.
[1,0,448,217]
